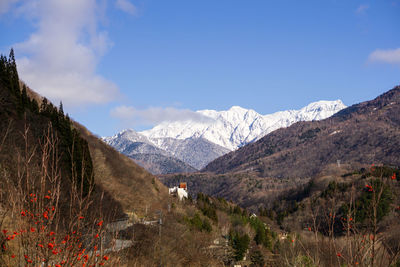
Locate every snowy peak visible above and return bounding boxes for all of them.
[102,129,153,152]
[140,100,346,150]
[299,100,346,118]
[104,129,145,142]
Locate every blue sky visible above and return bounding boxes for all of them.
[0,0,399,136]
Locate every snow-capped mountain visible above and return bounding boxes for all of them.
[103,129,155,153]
[149,137,230,169]
[104,100,346,173]
[102,129,198,174]
[140,100,346,150]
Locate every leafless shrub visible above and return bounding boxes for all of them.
[0,123,118,266]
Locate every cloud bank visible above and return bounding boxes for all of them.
[11,0,118,107]
[368,48,400,64]
[111,106,214,127]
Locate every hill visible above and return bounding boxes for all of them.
[203,86,400,178]
[74,123,169,214]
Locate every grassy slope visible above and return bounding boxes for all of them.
[75,122,169,216]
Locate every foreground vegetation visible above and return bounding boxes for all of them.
[258,165,400,266]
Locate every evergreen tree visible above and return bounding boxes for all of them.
[0,49,95,199]
[230,231,250,261]
[8,48,20,95]
[254,225,266,245]
[8,48,16,68]
[59,101,64,116]
[0,55,7,82]
[21,84,28,108]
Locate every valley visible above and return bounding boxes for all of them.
[1,1,399,266]
[1,50,399,267]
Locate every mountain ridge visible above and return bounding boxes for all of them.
[102,129,198,174]
[105,100,346,173]
[140,99,346,151]
[203,86,400,178]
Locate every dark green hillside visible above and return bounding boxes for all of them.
[0,49,123,220]
[1,50,89,183]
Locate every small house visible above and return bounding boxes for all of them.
[169,182,188,201]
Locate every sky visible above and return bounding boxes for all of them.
[0,0,399,136]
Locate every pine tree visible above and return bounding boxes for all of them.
[59,101,64,117]
[230,231,250,261]
[0,55,7,82]
[8,48,20,95]
[21,84,28,108]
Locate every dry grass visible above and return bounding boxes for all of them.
[75,122,169,216]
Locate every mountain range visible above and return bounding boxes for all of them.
[161,86,400,210]
[104,100,346,173]
[204,86,400,178]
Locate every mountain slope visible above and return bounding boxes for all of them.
[149,137,230,169]
[76,124,169,213]
[130,153,197,174]
[104,129,230,170]
[203,86,400,178]
[103,128,155,152]
[102,129,197,174]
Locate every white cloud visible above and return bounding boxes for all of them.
[110,106,214,127]
[0,0,19,15]
[356,4,369,15]
[11,0,118,107]
[115,0,137,15]
[368,48,400,64]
